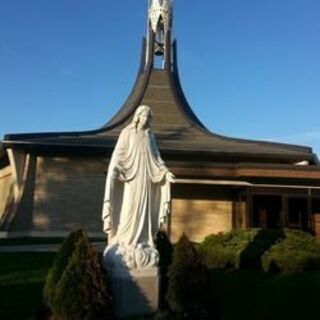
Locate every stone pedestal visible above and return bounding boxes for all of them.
[109,267,160,319]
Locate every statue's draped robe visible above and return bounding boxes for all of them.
[103,126,170,250]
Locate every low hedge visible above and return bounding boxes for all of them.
[199,228,320,273]
[262,229,320,273]
[238,229,285,269]
[198,229,260,269]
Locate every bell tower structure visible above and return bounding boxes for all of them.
[146,0,172,69]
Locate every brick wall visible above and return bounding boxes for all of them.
[170,184,233,242]
[32,156,106,232]
[8,155,234,241]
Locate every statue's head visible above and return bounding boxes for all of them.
[132,105,152,131]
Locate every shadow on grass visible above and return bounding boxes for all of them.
[0,237,107,247]
[209,268,320,320]
[0,252,56,320]
[0,282,47,320]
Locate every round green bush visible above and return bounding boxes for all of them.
[262,229,320,273]
[239,229,285,269]
[198,229,286,270]
[198,229,259,269]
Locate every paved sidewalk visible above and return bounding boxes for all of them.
[0,242,106,253]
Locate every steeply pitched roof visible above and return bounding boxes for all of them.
[2,41,318,165]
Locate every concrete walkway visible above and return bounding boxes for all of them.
[0,242,106,253]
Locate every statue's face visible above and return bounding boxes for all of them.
[139,110,152,129]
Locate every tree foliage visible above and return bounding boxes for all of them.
[43,230,112,320]
[43,229,83,308]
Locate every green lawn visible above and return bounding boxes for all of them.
[209,269,320,320]
[0,237,64,246]
[1,251,320,320]
[0,252,56,320]
[0,237,106,246]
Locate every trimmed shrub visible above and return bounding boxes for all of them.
[198,229,259,269]
[166,234,209,319]
[198,229,285,270]
[239,229,285,269]
[44,230,112,320]
[155,231,173,309]
[43,229,83,309]
[262,229,320,273]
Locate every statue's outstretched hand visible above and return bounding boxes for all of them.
[166,171,176,183]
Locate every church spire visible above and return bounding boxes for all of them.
[146,0,173,70]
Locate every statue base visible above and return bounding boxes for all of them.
[109,267,160,319]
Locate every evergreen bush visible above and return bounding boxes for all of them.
[43,229,83,309]
[239,229,284,269]
[262,229,320,273]
[198,229,259,269]
[44,230,112,320]
[198,229,285,270]
[166,234,209,319]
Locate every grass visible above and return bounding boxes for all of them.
[0,236,106,319]
[0,237,106,246]
[209,268,320,320]
[0,252,56,320]
[1,250,320,320]
[0,237,64,246]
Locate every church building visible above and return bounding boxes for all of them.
[1,0,320,242]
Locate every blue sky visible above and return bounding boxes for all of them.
[1,0,320,156]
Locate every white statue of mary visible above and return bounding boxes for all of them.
[102,105,175,271]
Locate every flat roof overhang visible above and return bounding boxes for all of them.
[2,139,317,164]
[3,140,320,184]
